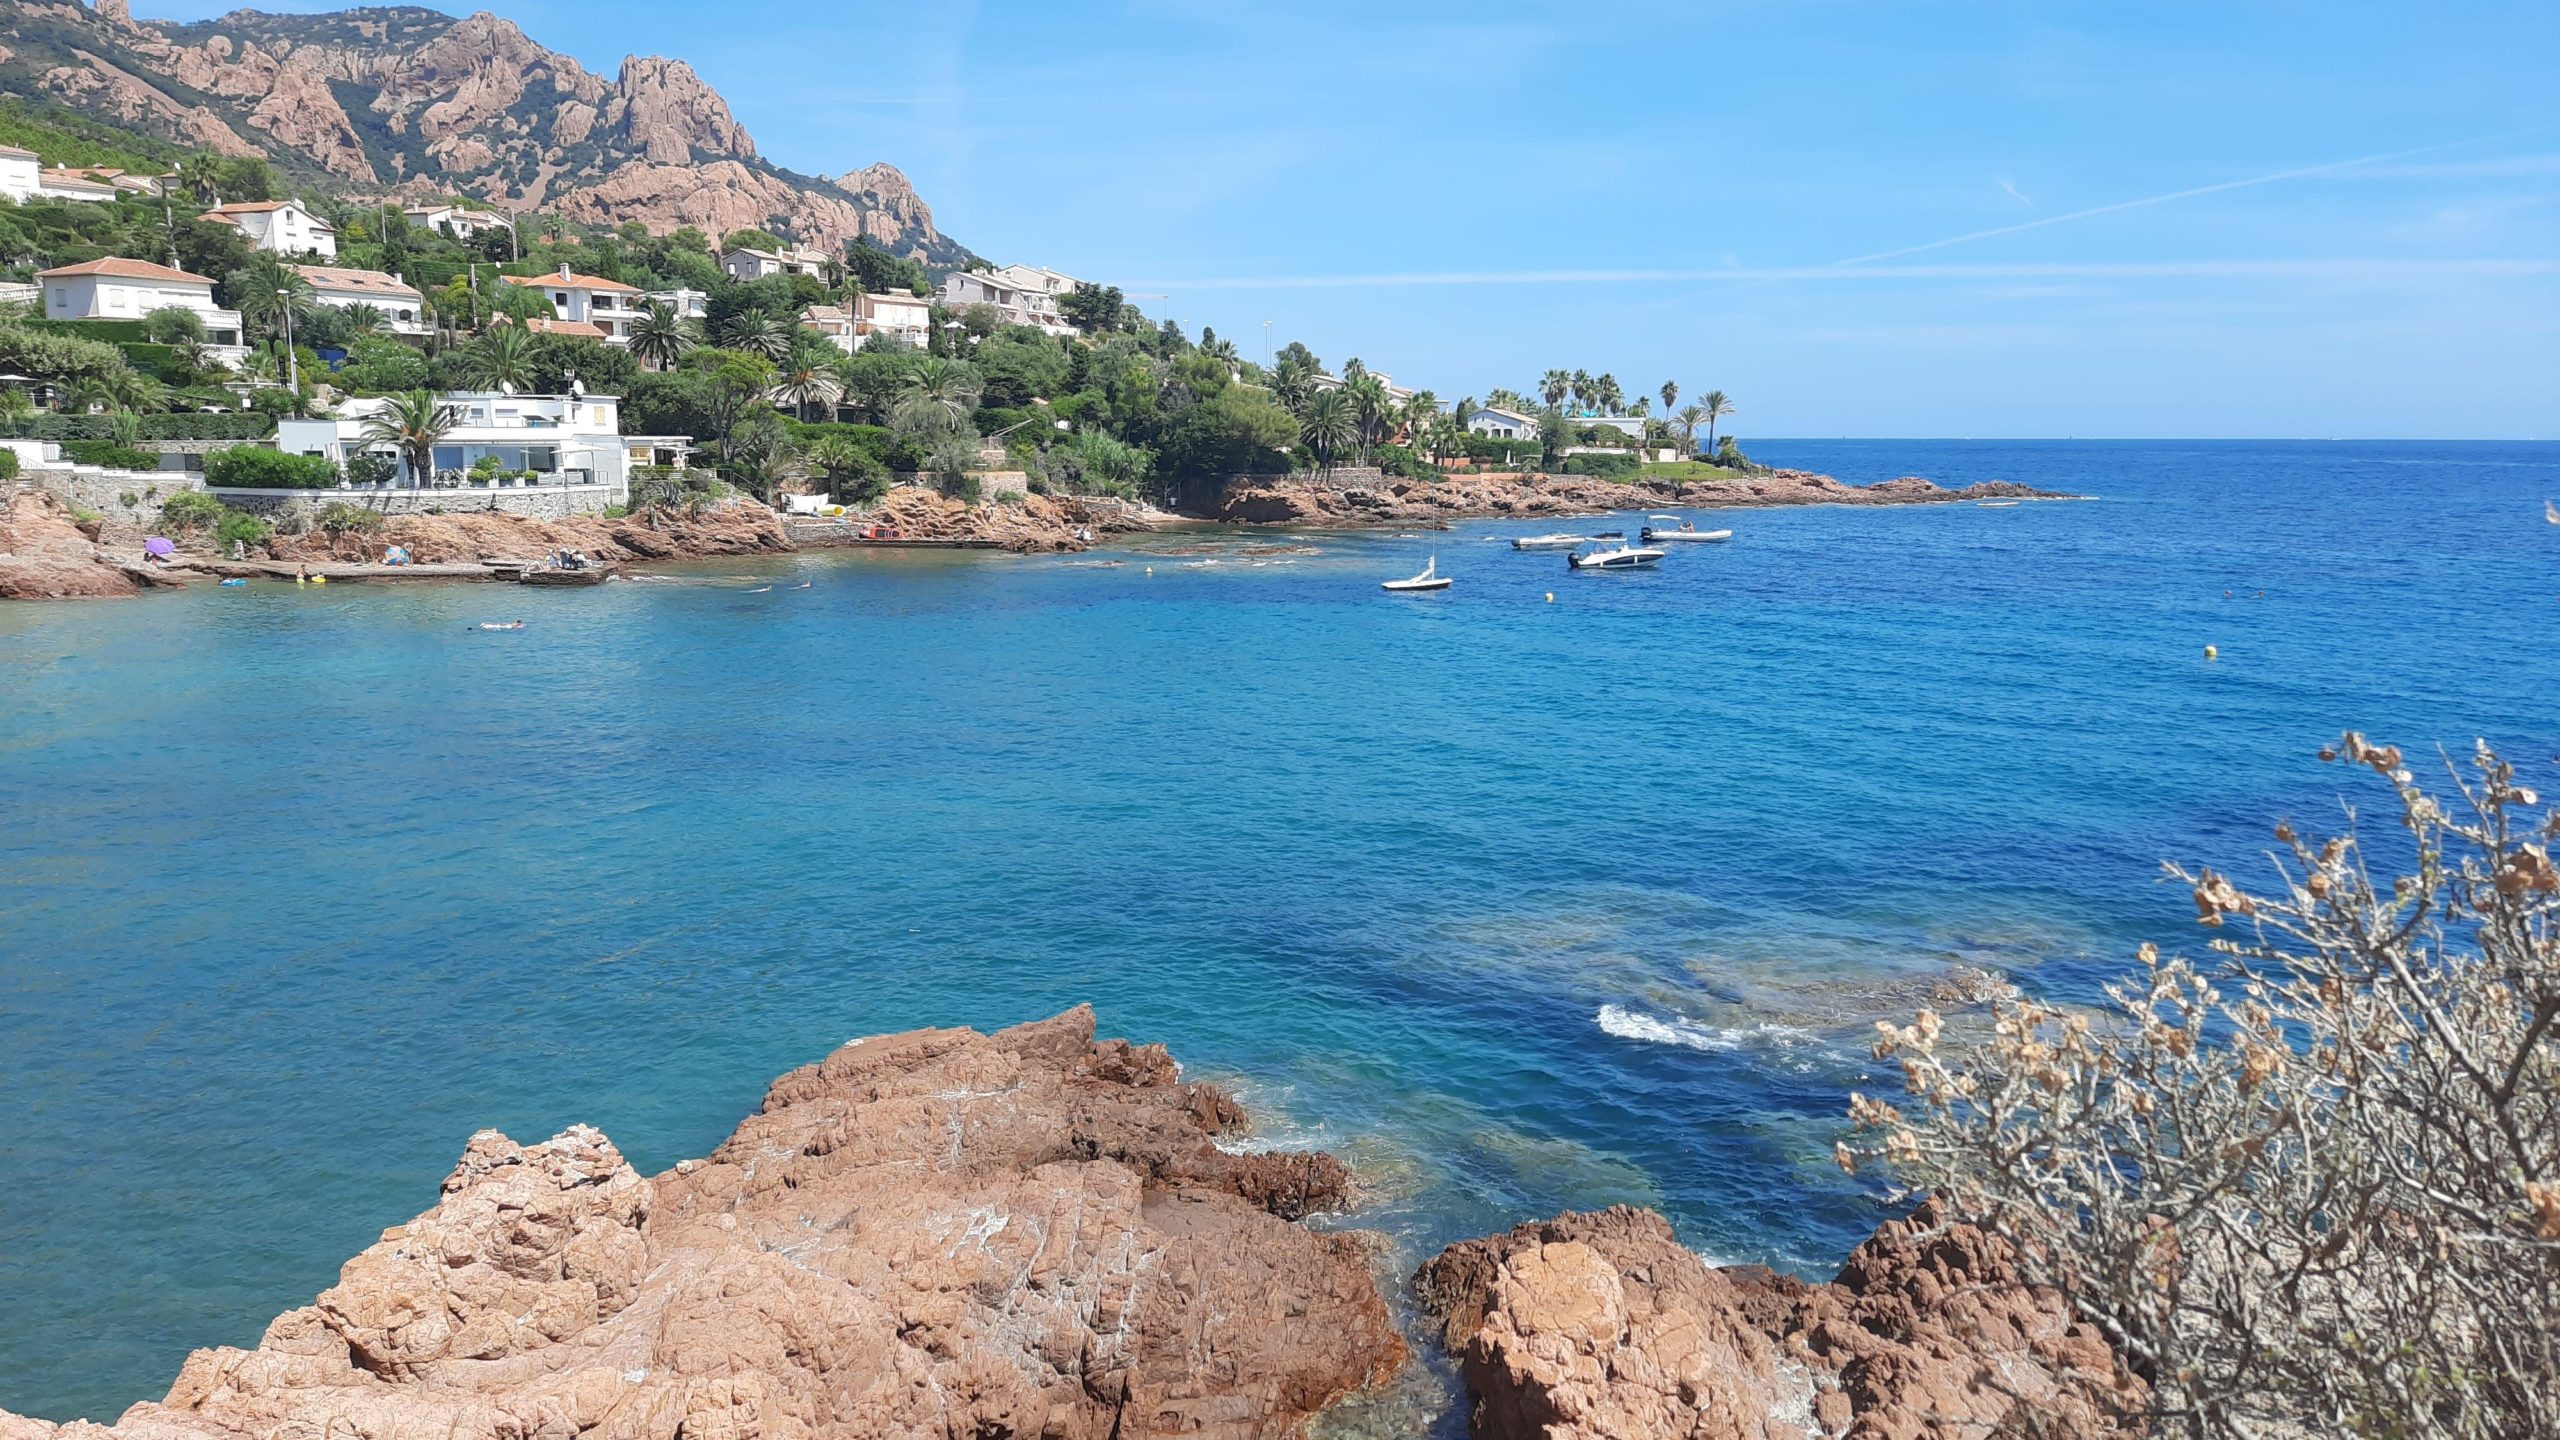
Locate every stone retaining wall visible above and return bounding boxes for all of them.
[28,466,207,529]
[210,484,620,521]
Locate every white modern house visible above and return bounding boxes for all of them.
[642,287,709,322]
[937,270,1076,337]
[503,266,643,343]
[1310,370,1417,406]
[36,257,247,359]
[199,199,337,258]
[296,265,429,337]
[37,168,118,203]
[990,263,1081,299]
[721,246,832,282]
[856,290,931,349]
[0,146,44,202]
[1466,405,1538,440]
[1574,415,1647,440]
[275,391,684,506]
[403,204,512,239]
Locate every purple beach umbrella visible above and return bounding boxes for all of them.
[144,536,175,557]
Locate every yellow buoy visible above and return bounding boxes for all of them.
[1545,592,1554,603]
[2204,645,2218,661]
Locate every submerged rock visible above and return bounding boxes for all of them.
[0,1007,1403,1440]
[1416,1199,2142,1440]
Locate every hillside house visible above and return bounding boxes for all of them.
[199,199,337,258]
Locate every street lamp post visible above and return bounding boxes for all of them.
[277,287,298,395]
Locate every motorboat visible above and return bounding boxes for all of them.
[1640,524,1732,543]
[1511,532,1587,551]
[1566,533,1664,571]
[476,620,525,631]
[1381,555,1452,592]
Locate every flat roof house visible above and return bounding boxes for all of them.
[937,270,1076,338]
[296,265,429,337]
[721,246,832,282]
[1,147,46,202]
[37,168,118,203]
[403,204,513,239]
[989,263,1082,298]
[275,391,673,507]
[503,266,644,343]
[200,199,337,258]
[36,257,247,359]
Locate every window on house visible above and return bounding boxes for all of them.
[554,292,569,307]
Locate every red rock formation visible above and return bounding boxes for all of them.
[0,2,964,261]
[0,1008,1404,1440]
[261,497,796,566]
[1416,1200,2142,1440]
[0,489,175,600]
[1215,472,2073,527]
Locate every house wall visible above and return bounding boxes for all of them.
[0,153,39,202]
[211,484,621,520]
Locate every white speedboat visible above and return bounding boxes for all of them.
[1511,532,1587,551]
[1566,533,1664,571]
[1640,524,1731,543]
[1381,556,1451,592]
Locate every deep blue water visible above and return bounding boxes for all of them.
[2,439,2555,1423]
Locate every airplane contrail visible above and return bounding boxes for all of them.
[1829,128,2547,266]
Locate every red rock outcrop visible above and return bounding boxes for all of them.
[0,1008,1404,1440]
[1416,1200,2142,1440]
[0,2,965,262]
[0,489,174,599]
[1215,472,2072,527]
[259,497,796,566]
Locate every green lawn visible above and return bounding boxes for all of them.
[1639,460,1754,482]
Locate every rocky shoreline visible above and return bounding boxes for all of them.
[1215,470,2076,528]
[0,1009,2136,1440]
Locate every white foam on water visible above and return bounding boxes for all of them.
[1594,1004,1828,1058]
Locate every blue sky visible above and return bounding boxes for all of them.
[157,1,2558,436]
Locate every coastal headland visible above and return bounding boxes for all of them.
[0,1009,2135,1440]
[1,468,2064,601]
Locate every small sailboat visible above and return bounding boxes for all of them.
[1382,555,1452,592]
[1511,532,1587,551]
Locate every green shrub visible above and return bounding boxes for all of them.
[314,502,385,535]
[602,503,630,519]
[62,439,160,470]
[0,412,276,442]
[213,509,271,550]
[0,449,17,481]
[1562,450,1642,478]
[343,451,398,487]
[204,445,338,490]
[158,490,222,530]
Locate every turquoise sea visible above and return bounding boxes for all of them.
[3,439,2555,1423]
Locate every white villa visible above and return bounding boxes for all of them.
[37,168,118,203]
[721,246,832,282]
[937,270,1077,337]
[403,204,512,240]
[199,199,337,258]
[1466,405,1538,440]
[989,264,1081,299]
[0,147,44,202]
[801,303,857,353]
[36,257,247,359]
[857,290,932,349]
[1310,370,1417,406]
[297,265,429,337]
[504,266,644,343]
[1574,415,1647,440]
[642,287,709,322]
[275,391,691,506]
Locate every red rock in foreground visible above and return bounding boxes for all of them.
[0,490,177,600]
[0,1008,1403,1440]
[1415,1200,2142,1440]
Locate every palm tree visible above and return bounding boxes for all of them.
[357,389,460,484]
[1675,404,1706,452]
[628,299,695,372]
[1400,389,1440,447]
[233,255,316,344]
[467,323,537,391]
[1198,328,1239,365]
[1594,373,1623,416]
[175,153,223,206]
[1298,389,1356,476]
[1271,354,1317,411]
[1539,370,1569,409]
[1344,373,1392,465]
[768,336,846,421]
[1660,380,1678,417]
[715,310,792,362]
[1698,390,1735,457]
[891,356,982,436]
[339,302,388,337]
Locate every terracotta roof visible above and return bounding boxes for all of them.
[503,271,640,294]
[519,317,610,338]
[35,257,215,284]
[296,264,422,300]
